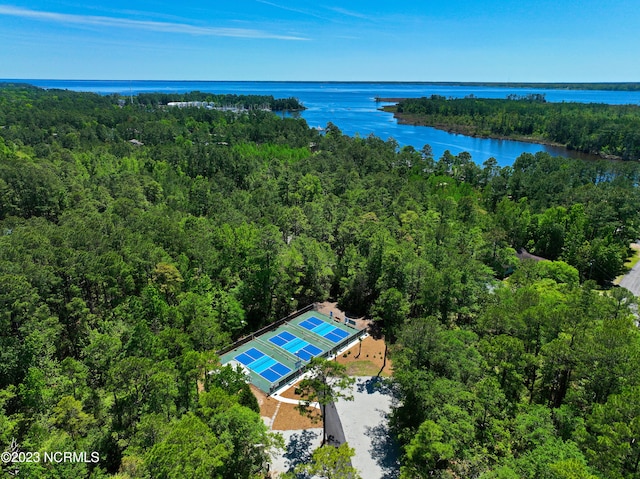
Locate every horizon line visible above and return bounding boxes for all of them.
[3,79,640,85]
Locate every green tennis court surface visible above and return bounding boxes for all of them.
[220,310,359,393]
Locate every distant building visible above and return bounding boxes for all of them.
[503,247,548,277]
[515,247,547,262]
[166,101,271,112]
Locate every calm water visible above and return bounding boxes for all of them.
[14,80,640,166]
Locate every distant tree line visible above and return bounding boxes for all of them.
[388,95,640,160]
[411,81,640,91]
[136,91,305,110]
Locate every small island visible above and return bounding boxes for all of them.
[382,94,640,161]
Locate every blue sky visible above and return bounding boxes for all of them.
[1,0,639,81]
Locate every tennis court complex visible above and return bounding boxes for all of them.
[219,309,362,393]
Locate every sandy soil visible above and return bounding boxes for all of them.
[253,384,320,430]
[316,301,393,375]
[336,335,393,377]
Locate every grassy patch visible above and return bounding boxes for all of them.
[625,248,640,269]
[344,361,391,377]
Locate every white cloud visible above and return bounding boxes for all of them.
[255,0,332,21]
[326,6,375,21]
[0,5,307,40]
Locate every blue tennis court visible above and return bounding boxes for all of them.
[220,309,360,393]
[269,331,323,361]
[234,347,292,383]
[298,316,350,343]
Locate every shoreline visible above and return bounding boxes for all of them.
[381,105,623,161]
[374,97,409,102]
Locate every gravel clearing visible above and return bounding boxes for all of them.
[270,428,323,476]
[269,376,400,478]
[265,330,399,478]
[335,376,400,479]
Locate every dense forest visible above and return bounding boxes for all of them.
[1,83,640,478]
[385,95,640,160]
